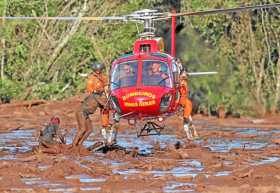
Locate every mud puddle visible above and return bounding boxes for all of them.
[0,128,37,155]
[204,138,268,152]
[164,181,195,193]
[18,171,104,192]
[199,127,280,153]
[1,127,280,192]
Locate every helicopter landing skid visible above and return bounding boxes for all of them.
[137,121,164,137]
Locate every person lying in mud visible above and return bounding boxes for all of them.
[38,116,66,153]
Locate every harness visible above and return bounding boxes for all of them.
[82,72,109,118]
[92,92,106,108]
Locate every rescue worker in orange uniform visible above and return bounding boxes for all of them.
[72,62,116,147]
[177,59,198,140]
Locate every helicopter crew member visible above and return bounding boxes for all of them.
[72,62,116,147]
[119,63,136,87]
[146,62,169,86]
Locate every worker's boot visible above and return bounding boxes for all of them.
[183,117,193,140]
[107,128,117,146]
[101,127,108,144]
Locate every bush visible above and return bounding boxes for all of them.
[0,79,22,101]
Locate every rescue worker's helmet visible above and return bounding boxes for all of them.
[50,116,60,125]
[180,71,188,80]
[91,62,105,72]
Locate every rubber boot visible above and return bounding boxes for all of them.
[183,117,193,140]
[107,128,117,146]
[101,128,107,144]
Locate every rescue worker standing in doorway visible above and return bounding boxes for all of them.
[72,62,116,147]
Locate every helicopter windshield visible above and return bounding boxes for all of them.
[142,60,172,88]
[111,61,138,90]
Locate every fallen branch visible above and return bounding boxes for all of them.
[8,124,24,131]
[0,99,47,109]
[47,0,88,73]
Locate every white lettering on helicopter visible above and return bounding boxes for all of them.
[124,100,156,107]
[122,91,156,101]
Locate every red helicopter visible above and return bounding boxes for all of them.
[109,10,187,136]
[2,3,280,138]
[106,5,280,137]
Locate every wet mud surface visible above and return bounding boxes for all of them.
[1,97,280,192]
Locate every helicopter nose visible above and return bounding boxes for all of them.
[120,90,157,109]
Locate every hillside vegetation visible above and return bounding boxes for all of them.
[0,0,279,116]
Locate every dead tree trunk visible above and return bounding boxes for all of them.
[46,0,88,74]
[1,0,6,80]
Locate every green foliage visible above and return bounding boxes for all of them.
[1,0,280,115]
[0,79,22,99]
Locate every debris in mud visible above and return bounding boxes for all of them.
[174,141,181,149]
[1,100,280,192]
[234,168,254,178]
[0,95,11,104]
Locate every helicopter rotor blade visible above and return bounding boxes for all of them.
[0,16,127,21]
[1,3,279,26]
[171,3,280,17]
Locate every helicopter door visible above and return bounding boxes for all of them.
[171,59,181,104]
[111,61,138,90]
[142,60,172,88]
[172,59,180,85]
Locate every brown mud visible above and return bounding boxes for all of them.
[1,96,280,193]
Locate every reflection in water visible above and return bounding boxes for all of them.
[49,188,77,192]
[112,159,203,178]
[0,129,37,153]
[205,138,267,152]
[80,187,101,191]
[164,181,195,193]
[65,174,106,183]
[214,171,231,176]
[252,156,280,165]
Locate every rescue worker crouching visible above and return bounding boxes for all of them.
[72,62,117,147]
[38,116,66,153]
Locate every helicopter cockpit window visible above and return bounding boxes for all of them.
[140,44,151,52]
[142,61,172,88]
[111,61,138,90]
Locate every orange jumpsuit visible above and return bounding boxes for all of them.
[72,72,110,146]
[179,76,192,119]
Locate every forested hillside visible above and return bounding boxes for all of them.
[0,0,279,116]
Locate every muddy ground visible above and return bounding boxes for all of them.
[1,96,280,193]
